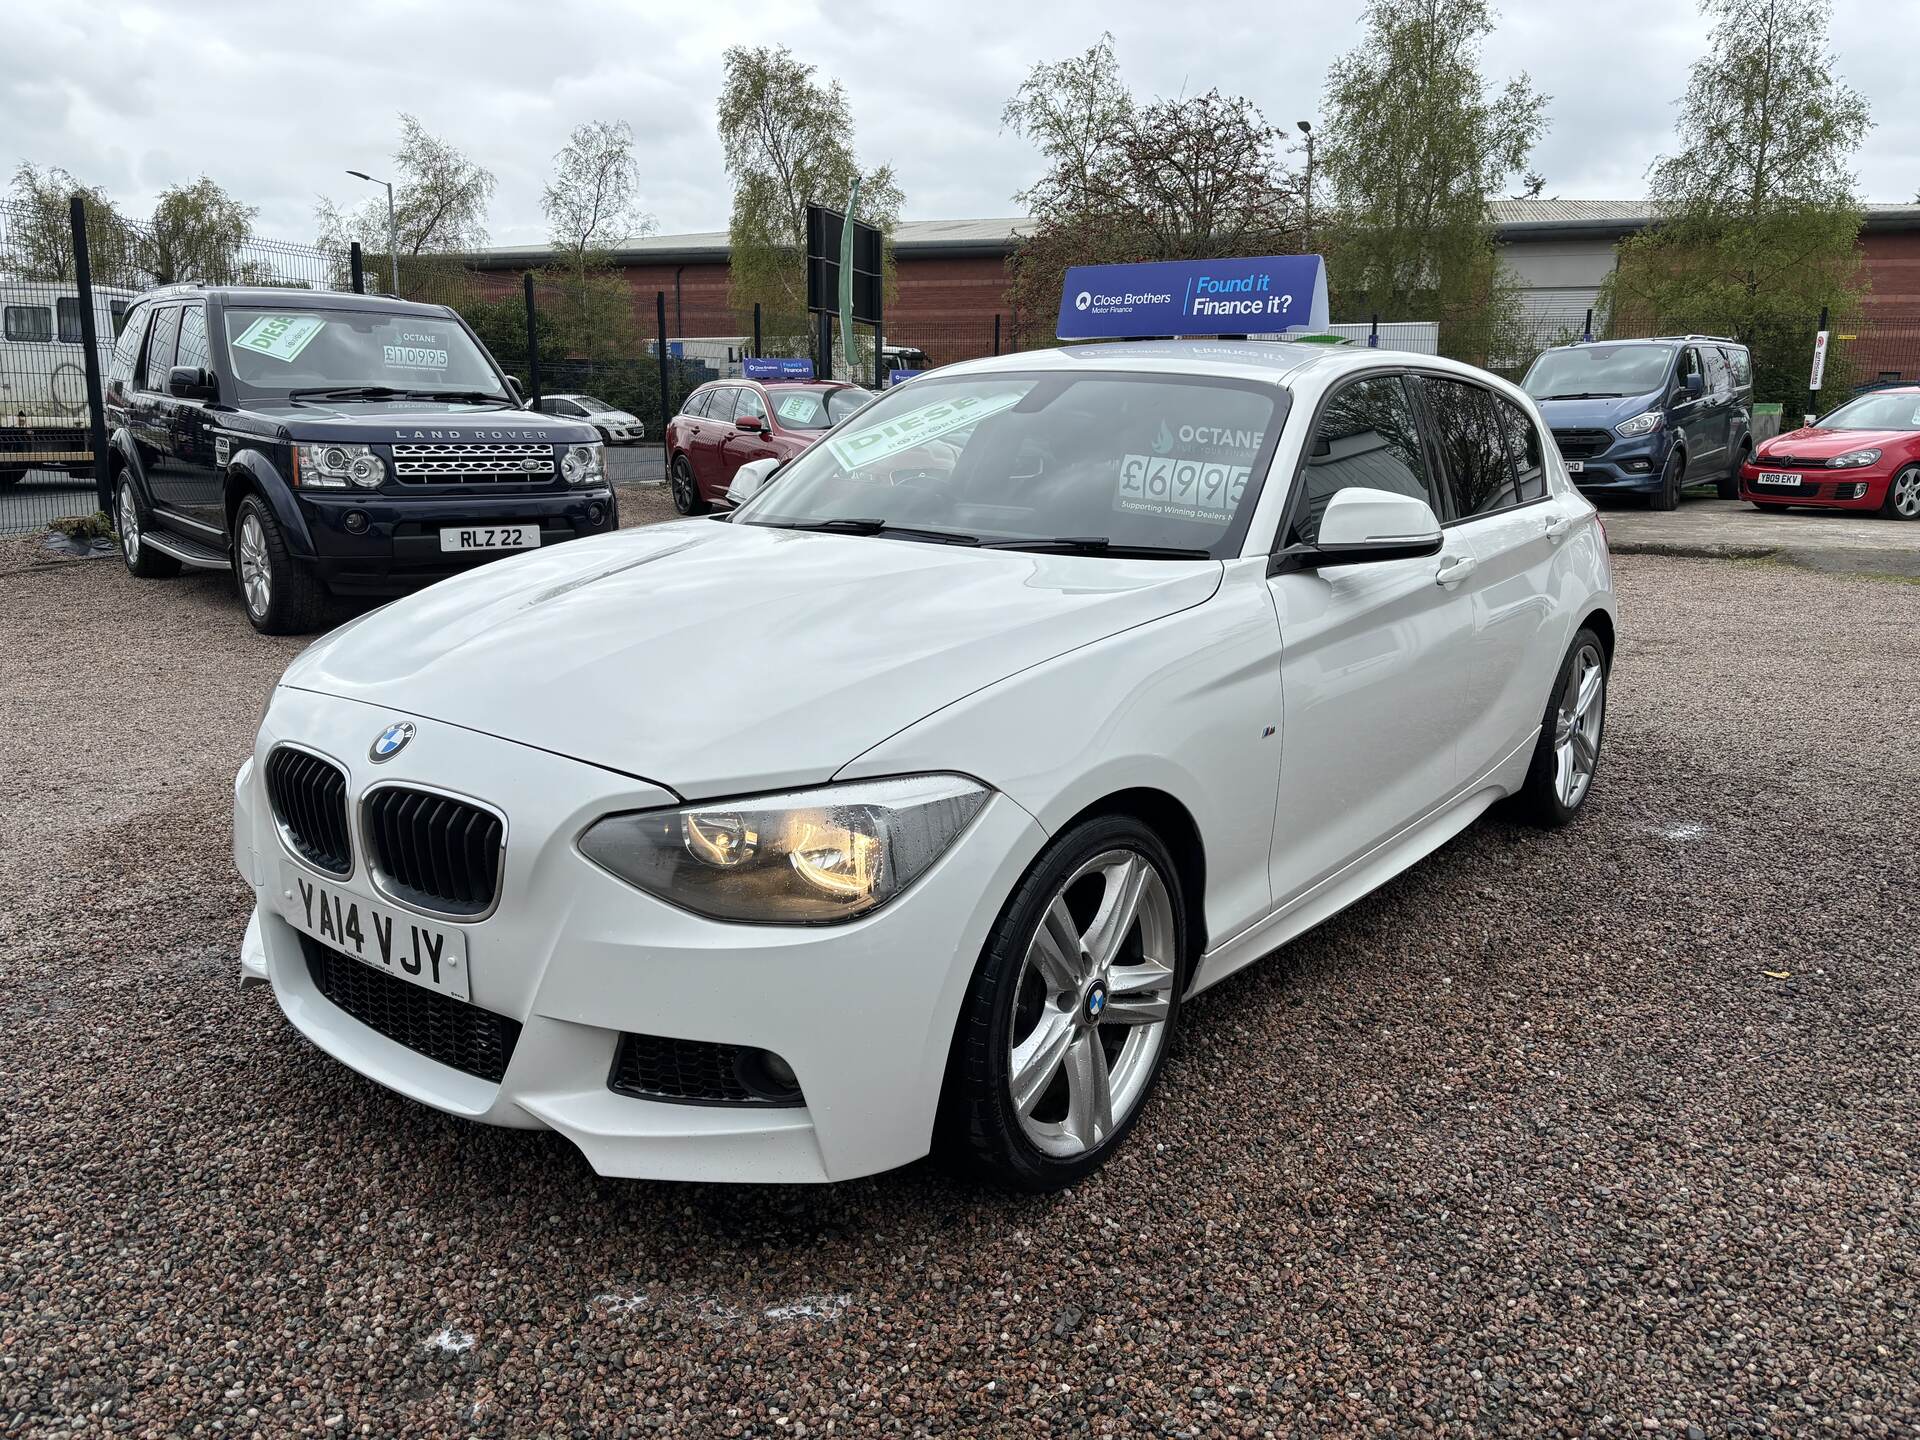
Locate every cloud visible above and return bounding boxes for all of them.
[5,0,1913,253]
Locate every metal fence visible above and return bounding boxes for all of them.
[0,196,347,538]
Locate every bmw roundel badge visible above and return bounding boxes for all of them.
[370,721,416,762]
[1085,982,1108,1021]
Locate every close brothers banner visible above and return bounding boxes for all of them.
[1056,256,1331,341]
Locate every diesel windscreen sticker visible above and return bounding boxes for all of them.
[827,389,1027,471]
[1113,420,1261,525]
[383,331,450,369]
[231,314,324,364]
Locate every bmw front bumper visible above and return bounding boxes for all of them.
[233,686,1046,1183]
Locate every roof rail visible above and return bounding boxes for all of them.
[1649,333,1744,345]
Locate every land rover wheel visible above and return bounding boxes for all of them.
[234,494,329,635]
[116,476,180,579]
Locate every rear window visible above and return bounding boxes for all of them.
[770,386,876,430]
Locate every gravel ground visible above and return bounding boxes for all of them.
[2,546,1916,1438]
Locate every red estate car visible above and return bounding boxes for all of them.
[1741,385,1920,520]
[665,377,874,514]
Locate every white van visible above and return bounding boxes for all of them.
[0,281,140,485]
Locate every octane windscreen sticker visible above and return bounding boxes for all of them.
[827,390,1026,470]
[230,314,324,364]
[383,331,450,370]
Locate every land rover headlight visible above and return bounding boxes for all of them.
[1828,447,1881,468]
[578,775,990,924]
[1614,411,1662,438]
[295,442,385,489]
[560,441,605,486]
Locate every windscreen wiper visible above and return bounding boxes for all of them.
[402,389,509,404]
[980,536,1214,559]
[751,517,981,545]
[287,385,411,401]
[1539,391,1625,400]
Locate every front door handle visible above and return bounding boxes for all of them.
[1544,514,1575,542]
[1435,555,1477,588]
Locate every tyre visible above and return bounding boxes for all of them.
[943,813,1186,1191]
[595,426,611,446]
[0,466,26,489]
[234,493,330,635]
[1882,465,1920,521]
[115,475,181,579]
[670,454,707,515]
[1718,439,1750,500]
[1651,450,1683,511]
[1514,627,1608,828]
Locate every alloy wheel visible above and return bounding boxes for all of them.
[1891,468,1920,519]
[117,483,140,563]
[671,459,695,513]
[1007,848,1178,1158]
[1552,640,1606,810]
[238,512,271,617]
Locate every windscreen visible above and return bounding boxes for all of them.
[735,371,1285,558]
[221,307,509,401]
[576,395,615,412]
[1817,391,1920,431]
[1524,345,1675,400]
[769,385,876,431]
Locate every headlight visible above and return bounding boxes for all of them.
[578,774,990,924]
[295,442,385,489]
[560,441,605,486]
[1828,448,1881,468]
[1614,411,1662,437]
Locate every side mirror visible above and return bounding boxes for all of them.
[167,365,215,401]
[736,412,768,432]
[1682,372,1704,398]
[505,376,525,405]
[1282,487,1443,569]
[727,456,780,507]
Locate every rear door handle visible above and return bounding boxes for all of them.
[1435,555,1477,588]
[1544,514,1575,542]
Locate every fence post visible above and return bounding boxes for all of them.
[992,314,1001,357]
[522,273,541,406]
[1369,313,1379,349]
[873,279,884,389]
[68,196,111,516]
[752,302,762,360]
[655,291,671,444]
[1808,304,1829,424]
[349,242,365,295]
[817,311,833,381]
[1581,307,1593,343]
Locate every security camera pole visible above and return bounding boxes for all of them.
[347,170,400,296]
[1296,120,1315,243]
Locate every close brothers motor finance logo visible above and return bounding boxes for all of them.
[1075,291,1093,312]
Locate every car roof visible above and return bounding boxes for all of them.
[932,339,1503,389]
[702,377,866,389]
[130,284,455,320]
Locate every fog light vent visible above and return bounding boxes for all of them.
[608,1033,803,1107]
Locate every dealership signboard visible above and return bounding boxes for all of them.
[744,357,815,381]
[1056,256,1330,340]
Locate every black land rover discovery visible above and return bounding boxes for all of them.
[105,285,617,633]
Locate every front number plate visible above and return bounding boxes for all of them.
[1564,459,1585,474]
[282,867,470,1001]
[440,525,540,552]
[1756,472,1802,487]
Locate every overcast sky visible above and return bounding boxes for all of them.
[8,0,1916,249]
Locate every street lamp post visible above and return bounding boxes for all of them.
[346,169,399,295]
[1296,121,1315,245]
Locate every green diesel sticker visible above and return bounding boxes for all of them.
[827,390,1027,470]
[231,314,324,364]
[776,394,817,422]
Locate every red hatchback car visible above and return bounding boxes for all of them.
[1741,385,1920,520]
[665,378,874,514]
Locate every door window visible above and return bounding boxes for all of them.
[108,307,147,392]
[1703,346,1731,400]
[707,387,743,423]
[1724,346,1752,389]
[681,390,712,418]
[4,305,52,343]
[735,388,769,428]
[143,306,181,391]
[1422,377,1518,519]
[1287,374,1441,546]
[1493,395,1548,503]
[175,305,209,373]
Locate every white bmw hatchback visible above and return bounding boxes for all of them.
[234,341,1616,1190]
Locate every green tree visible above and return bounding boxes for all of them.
[4,162,137,284]
[1601,0,1871,407]
[1002,39,1300,346]
[717,45,901,367]
[1317,0,1546,366]
[539,119,651,365]
[318,114,496,303]
[145,177,264,285]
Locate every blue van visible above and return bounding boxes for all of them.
[1521,336,1753,509]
